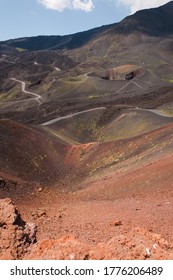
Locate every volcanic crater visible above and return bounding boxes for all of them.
[1,1,173,260]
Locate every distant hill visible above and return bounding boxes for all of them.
[114,1,173,36]
[0,24,115,52]
[0,1,173,52]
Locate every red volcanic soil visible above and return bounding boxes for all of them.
[1,122,173,259]
[13,152,173,260]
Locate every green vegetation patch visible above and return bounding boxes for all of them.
[16,47,27,52]
[156,108,173,116]
[164,79,173,84]
[0,90,18,102]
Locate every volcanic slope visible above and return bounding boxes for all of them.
[1,2,173,114]
[0,119,68,183]
[2,119,173,261]
[41,107,173,144]
[1,2,173,260]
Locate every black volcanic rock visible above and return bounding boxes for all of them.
[114,1,173,36]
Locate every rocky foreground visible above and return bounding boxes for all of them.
[1,198,173,260]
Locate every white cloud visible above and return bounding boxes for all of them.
[38,0,94,12]
[117,0,169,14]
[73,0,94,12]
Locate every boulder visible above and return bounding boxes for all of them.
[0,198,37,260]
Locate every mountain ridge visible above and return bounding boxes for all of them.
[1,1,173,52]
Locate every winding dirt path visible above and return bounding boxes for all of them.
[10,78,42,104]
[41,104,173,127]
[41,107,106,126]
[136,107,173,118]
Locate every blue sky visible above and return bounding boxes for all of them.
[0,0,169,41]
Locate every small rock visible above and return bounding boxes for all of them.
[153,243,158,250]
[145,248,151,258]
[38,210,46,218]
[110,221,123,227]
[69,253,75,260]
[24,222,37,244]
[32,209,46,219]
[0,198,35,260]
